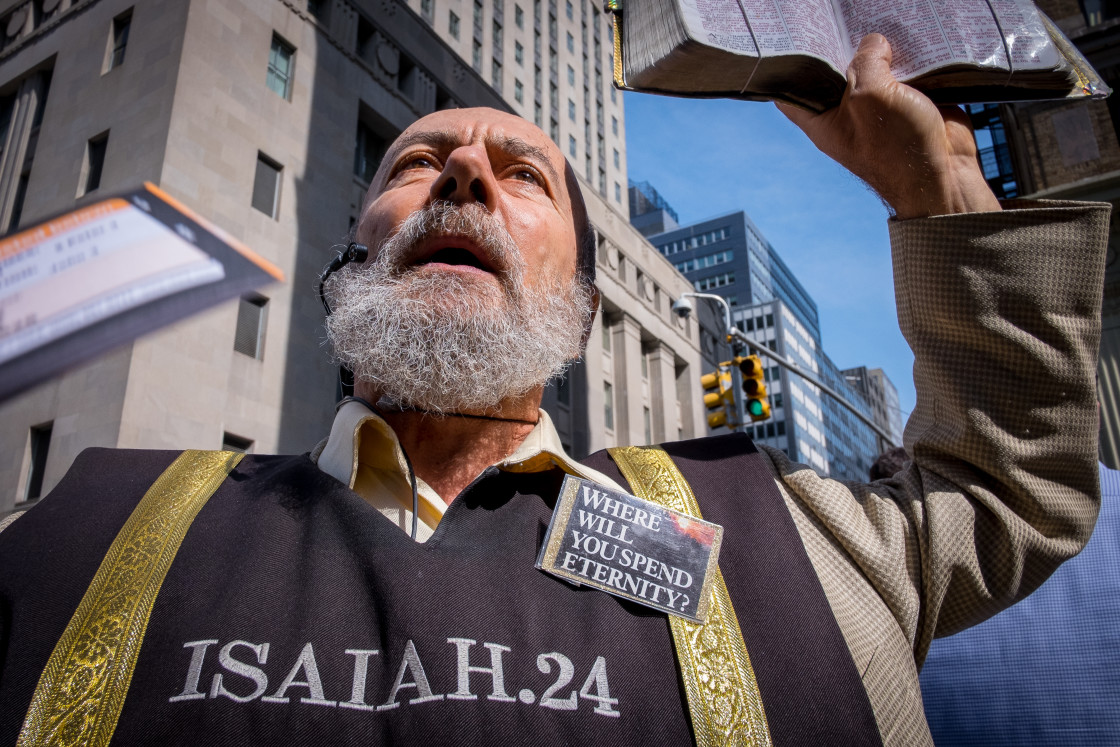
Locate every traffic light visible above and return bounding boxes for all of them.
[737,354,771,422]
[701,366,734,429]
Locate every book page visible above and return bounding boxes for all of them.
[677,0,846,71]
[837,0,1056,80]
[988,0,1059,70]
[677,0,760,56]
[740,0,847,71]
[837,0,965,79]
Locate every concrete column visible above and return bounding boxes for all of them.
[612,313,644,447]
[648,342,679,443]
[676,359,703,440]
[0,73,46,228]
[582,312,607,453]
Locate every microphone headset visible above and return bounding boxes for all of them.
[318,241,422,541]
[317,241,369,316]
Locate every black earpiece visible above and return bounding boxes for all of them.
[318,242,369,315]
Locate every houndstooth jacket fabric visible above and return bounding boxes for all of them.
[760,199,1109,746]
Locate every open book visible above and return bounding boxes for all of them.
[610,0,1109,112]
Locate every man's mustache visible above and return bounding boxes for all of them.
[373,201,523,284]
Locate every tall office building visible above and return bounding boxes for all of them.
[843,366,904,449]
[961,0,1120,466]
[641,204,897,479]
[0,0,707,512]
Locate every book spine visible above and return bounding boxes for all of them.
[607,0,627,89]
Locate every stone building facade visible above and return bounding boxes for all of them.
[0,0,706,512]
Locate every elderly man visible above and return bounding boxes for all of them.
[0,36,1107,747]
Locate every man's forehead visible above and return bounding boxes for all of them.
[392,108,563,165]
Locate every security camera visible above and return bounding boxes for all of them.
[671,297,694,318]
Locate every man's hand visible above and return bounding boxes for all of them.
[777,34,1001,220]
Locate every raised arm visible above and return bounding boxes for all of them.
[763,34,1107,661]
[777,33,1001,219]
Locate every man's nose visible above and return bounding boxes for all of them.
[430,146,498,211]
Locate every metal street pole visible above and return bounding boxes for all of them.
[678,292,895,446]
[728,328,895,445]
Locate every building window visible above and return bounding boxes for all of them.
[643,406,651,444]
[598,168,606,196]
[9,173,28,231]
[222,432,254,453]
[567,64,575,85]
[569,135,577,157]
[641,352,648,379]
[515,3,524,27]
[492,59,502,92]
[604,381,614,430]
[568,99,576,120]
[1082,0,1120,26]
[420,0,434,22]
[566,0,573,19]
[614,181,621,202]
[267,34,295,99]
[602,321,611,351]
[79,132,109,196]
[534,102,542,125]
[23,422,52,502]
[556,371,571,405]
[308,0,328,21]
[472,39,482,70]
[514,79,524,103]
[515,40,524,65]
[610,85,616,103]
[493,19,503,47]
[234,294,269,359]
[252,153,282,218]
[694,272,735,291]
[449,10,460,38]
[354,119,386,184]
[566,31,574,52]
[104,9,132,72]
[613,148,619,168]
[611,115,618,135]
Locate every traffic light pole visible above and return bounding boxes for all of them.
[729,338,748,432]
[678,292,895,447]
[729,328,894,447]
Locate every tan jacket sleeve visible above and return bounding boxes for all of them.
[766,200,1109,662]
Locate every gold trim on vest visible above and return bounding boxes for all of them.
[18,450,243,747]
[608,445,772,747]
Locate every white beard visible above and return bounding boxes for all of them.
[325,202,595,414]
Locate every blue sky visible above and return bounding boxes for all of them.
[623,91,917,423]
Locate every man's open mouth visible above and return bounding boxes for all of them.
[412,241,499,275]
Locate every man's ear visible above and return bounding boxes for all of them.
[580,286,601,352]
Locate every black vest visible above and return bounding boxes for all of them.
[0,435,879,745]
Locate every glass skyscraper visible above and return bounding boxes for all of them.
[641,208,896,477]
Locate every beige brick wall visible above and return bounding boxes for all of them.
[1016,99,1120,193]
